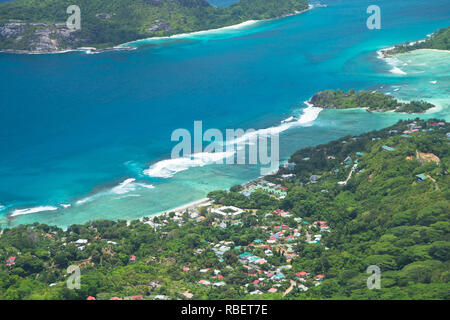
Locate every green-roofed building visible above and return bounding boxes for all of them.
[382,145,396,151]
[416,174,427,182]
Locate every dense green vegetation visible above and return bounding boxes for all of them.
[386,26,449,54]
[0,0,309,51]
[310,89,435,114]
[1,118,448,300]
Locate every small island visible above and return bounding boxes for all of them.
[309,89,435,114]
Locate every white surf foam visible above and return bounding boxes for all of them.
[119,20,260,48]
[135,182,155,189]
[113,194,142,200]
[299,102,323,124]
[111,178,137,195]
[389,66,407,75]
[281,116,295,123]
[75,178,154,205]
[144,151,235,178]
[377,48,408,75]
[144,102,322,179]
[11,206,58,217]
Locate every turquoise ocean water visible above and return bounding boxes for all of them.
[0,0,449,228]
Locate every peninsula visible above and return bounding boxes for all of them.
[0,0,309,53]
[380,26,449,57]
[309,90,435,114]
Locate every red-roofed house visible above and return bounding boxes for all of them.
[316,274,325,280]
[132,295,143,300]
[110,297,123,300]
[285,235,294,242]
[129,255,136,262]
[253,280,260,285]
[87,296,96,300]
[268,288,277,293]
[296,272,307,277]
[5,256,16,266]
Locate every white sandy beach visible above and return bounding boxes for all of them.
[139,197,212,222]
[118,5,313,48]
[1,5,314,55]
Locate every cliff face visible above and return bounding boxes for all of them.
[0,22,81,53]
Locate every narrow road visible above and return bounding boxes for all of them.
[283,280,296,297]
[344,164,358,184]
[426,175,440,191]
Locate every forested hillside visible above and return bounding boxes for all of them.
[386,26,449,55]
[0,0,309,52]
[1,119,448,300]
[310,89,435,113]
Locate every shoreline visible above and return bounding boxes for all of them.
[306,98,438,115]
[0,5,313,55]
[119,5,313,49]
[1,99,322,228]
[378,47,450,59]
[0,88,441,228]
[141,197,212,222]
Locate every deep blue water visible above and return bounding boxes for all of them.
[0,0,449,228]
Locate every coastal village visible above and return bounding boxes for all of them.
[1,119,449,300]
[111,188,332,299]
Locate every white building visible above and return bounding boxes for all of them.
[211,206,244,218]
